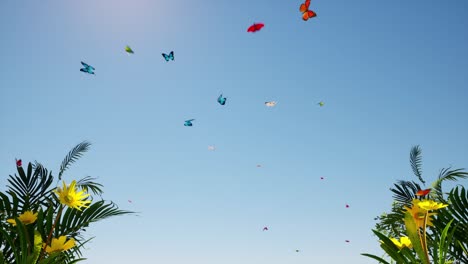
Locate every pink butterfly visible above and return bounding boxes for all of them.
[16,159,22,167]
[345,204,350,208]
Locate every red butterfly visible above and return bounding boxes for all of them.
[299,0,317,21]
[416,189,431,196]
[16,159,22,167]
[247,23,264,33]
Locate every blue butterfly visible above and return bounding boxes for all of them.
[80,61,95,74]
[217,94,227,105]
[162,51,174,61]
[184,119,195,126]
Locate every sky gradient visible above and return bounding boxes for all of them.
[1,0,468,263]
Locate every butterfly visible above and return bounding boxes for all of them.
[256,164,262,168]
[208,145,216,151]
[320,177,324,180]
[295,249,300,252]
[263,227,268,231]
[128,200,132,203]
[80,62,95,74]
[318,101,324,107]
[16,159,22,167]
[265,101,277,107]
[162,51,174,61]
[416,189,431,196]
[247,23,264,33]
[345,240,350,243]
[299,0,317,21]
[218,94,227,105]
[346,204,350,208]
[184,119,195,126]
[125,45,134,54]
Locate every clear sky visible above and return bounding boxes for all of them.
[1,0,467,263]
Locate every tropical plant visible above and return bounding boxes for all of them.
[0,141,134,263]
[365,145,468,263]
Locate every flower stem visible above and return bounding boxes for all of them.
[39,204,64,261]
[422,212,430,264]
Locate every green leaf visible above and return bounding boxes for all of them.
[410,145,425,184]
[27,230,43,264]
[404,211,429,264]
[437,219,456,264]
[58,141,91,180]
[361,253,391,264]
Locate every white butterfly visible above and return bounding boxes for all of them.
[265,101,277,107]
[208,145,216,151]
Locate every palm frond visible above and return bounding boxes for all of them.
[410,145,425,184]
[5,162,55,212]
[76,176,104,196]
[433,186,468,264]
[58,141,91,180]
[390,180,421,204]
[57,200,134,238]
[431,168,468,202]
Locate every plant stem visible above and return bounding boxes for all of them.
[38,204,64,261]
[423,212,430,264]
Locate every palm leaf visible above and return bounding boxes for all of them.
[431,168,468,202]
[410,145,425,184]
[58,141,91,180]
[5,162,55,212]
[433,186,468,263]
[390,180,421,204]
[76,176,104,196]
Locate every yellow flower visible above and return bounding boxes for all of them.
[6,211,38,226]
[404,199,435,228]
[418,199,448,211]
[54,180,91,210]
[44,236,75,254]
[390,236,413,249]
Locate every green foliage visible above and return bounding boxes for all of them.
[58,141,91,181]
[432,187,468,263]
[410,145,425,184]
[367,145,468,263]
[0,141,135,263]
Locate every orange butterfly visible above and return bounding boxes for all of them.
[416,189,431,196]
[299,0,317,21]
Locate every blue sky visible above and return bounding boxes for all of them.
[1,0,467,263]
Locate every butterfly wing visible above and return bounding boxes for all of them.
[247,24,255,32]
[416,189,431,196]
[255,23,264,31]
[305,10,317,20]
[81,61,89,68]
[162,53,169,61]
[169,51,174,60]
